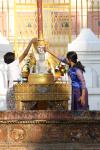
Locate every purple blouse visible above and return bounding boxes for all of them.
[68,67,86,89]
[58,56,86,89]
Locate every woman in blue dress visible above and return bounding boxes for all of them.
[46,49,89,110]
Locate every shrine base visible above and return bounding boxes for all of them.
[0,111,100,150]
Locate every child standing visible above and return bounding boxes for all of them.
[4,38,37,110]
[45,49,89,111]
[66,51,89,111]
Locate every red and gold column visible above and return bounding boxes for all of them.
[37,0,45,47]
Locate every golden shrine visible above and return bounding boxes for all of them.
[14,0,71,110]
[14,74,71,110]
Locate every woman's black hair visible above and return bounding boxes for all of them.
[4,52,15,64]
[66,51,85,72]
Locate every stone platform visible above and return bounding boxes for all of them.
[0,111,100,150]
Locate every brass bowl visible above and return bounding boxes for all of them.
[28,73,54,84]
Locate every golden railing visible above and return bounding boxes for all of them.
[0,0,100,55]
[13,0,71,59]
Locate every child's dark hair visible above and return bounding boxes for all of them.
[4,52,15,64]
[66,51,85,72]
